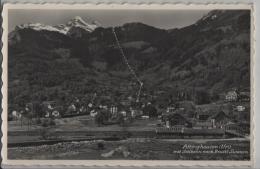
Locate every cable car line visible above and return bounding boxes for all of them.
[112,27,143,102]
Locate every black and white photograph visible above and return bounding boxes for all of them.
[1,3,253,165]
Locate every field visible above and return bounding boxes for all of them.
[8,138,250,160]
[8,115,159,145]
[8,115,160,131]
[8,113,250,160]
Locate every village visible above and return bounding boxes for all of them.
[8,87,250,143]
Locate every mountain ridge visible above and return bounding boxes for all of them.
[8,10,251,110]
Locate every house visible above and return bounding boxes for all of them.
[11,110,21,121]
[110,105,118,114]
[68,104,76,112]
[42,101,63,118]
[88,103,93,108]
[79,106,87,113]
[236,105,246,112]
[52,110,60,117]
[162,113,192,128]
[130,107,143,118]
[193,108,216,129]
[225,91,238,102]
[195,111,211,121]
[210,111,232,128]
[194,106,219,121]
[166,106,175,113]
[193,120,215,129]
[141,115,150,119]
[99,105,108,110]
[119,110,127,117]
[90,109,98,117]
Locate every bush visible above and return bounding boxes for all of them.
[41,119,49,127]
[39,128,49,140]
[97,142,105,150]
[195,90,211,105]
[36,118,42,124]
[49,119,56,126]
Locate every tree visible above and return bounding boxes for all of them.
[195,90,211,105]
[95,109,110,126]
[143,104,158,117]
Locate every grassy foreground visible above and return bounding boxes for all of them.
[8,138,250,160]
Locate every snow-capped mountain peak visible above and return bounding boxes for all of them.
[67,16,89,26]
[15,16,99,35]
[65,16,98,32]
[17,23,67,34]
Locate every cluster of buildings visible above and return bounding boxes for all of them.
[161,108,232,130]
[225,90,250,102]
[157,89,251,137]
[157,106,249,137]
[9,94,159,124]
[9,88,250,137]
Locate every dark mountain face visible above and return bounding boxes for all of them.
[8,10,251,109]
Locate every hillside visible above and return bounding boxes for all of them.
[8,10,251,110]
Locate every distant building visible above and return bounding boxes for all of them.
[130,107,143,118]
[90,109,98,117]
[79,106,87,113]
[68,104,76,112]
[236,105,246,112]
[119,110,127,117]
[141,115,150,119]
[110,105,118,114]
[42,101,62,118]
[166,106,175,113]
[11,110,21,120]
[225,91,238,102]
[99,105,108,110]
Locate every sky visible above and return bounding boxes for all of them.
[8,9,210,31]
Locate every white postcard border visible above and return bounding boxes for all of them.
[1,2,255,167]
